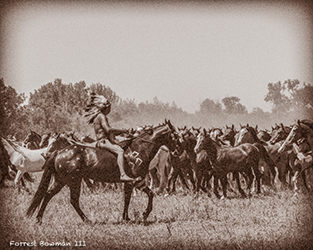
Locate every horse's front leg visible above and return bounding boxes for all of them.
[213,174,222,199]
[14,170,24,194]
[142,185,154,221]
[123,182,133,221]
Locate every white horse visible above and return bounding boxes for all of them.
[0,136,53,193]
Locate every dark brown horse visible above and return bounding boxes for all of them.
[27,120,177,224]
[167,136,197,194]
[236,125,287,190]
[195,128,275,198]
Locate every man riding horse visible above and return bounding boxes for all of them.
[85,92,134,181]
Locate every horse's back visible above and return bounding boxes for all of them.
[55,144,120,182]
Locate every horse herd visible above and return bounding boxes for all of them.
[0,119,312,225]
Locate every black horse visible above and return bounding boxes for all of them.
[27,120,177,224]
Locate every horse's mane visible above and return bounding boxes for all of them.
[300,119,313,131]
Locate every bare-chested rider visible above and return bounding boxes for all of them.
[85,93,134,181]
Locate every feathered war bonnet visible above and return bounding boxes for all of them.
[84,92,111,124]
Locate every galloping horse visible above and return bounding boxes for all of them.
[27,120,177,224]
[194,128,262,199]
[0,136,53,193]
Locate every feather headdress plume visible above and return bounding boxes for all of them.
[84,92,111,124]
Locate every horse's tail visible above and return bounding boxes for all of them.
[256,143,276,177]
[26,151,57,217]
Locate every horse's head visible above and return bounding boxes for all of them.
[190,126,201,138]
[194,128,208,154]
[257,129,271,142]
[39,132,51,148]
[235,125,254,146]
[278,120,313,153]
[209,128,223,141]
[269,123,291,144]
[221,124,236,145]
[151,119,178,151]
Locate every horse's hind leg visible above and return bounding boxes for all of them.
[36,181,65,224]
[69,178,91,224]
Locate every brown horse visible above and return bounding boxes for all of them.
[27,120,177,224]
[278,119,313,191]
[235,125,287,190]
[195,128,271,199]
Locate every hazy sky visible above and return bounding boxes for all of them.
[1,1,312,113]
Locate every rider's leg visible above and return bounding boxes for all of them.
[99,140,134,181]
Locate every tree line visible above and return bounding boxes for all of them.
[0,78,312,141]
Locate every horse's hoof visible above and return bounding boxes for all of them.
[84,219,93,225]
[36,217,42,225]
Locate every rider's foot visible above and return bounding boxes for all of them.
[120,174,135,181]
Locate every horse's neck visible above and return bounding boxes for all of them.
[225,132,235,146]
[2,139,15,155]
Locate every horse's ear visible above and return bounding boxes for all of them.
[240,124,243,129]
[297,119,302,127]
[226,124,229,129]
[232,124,234,129]
[281,123,286,133]
[272,126,274,131]
[255,125,258,131]
[203,128,207,136]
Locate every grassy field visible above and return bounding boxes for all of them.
[1,173,313,250]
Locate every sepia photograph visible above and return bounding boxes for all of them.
[1,0,313,249]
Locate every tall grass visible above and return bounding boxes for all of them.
[1,173,313,250]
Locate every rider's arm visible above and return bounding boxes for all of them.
[99,114,127,138]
